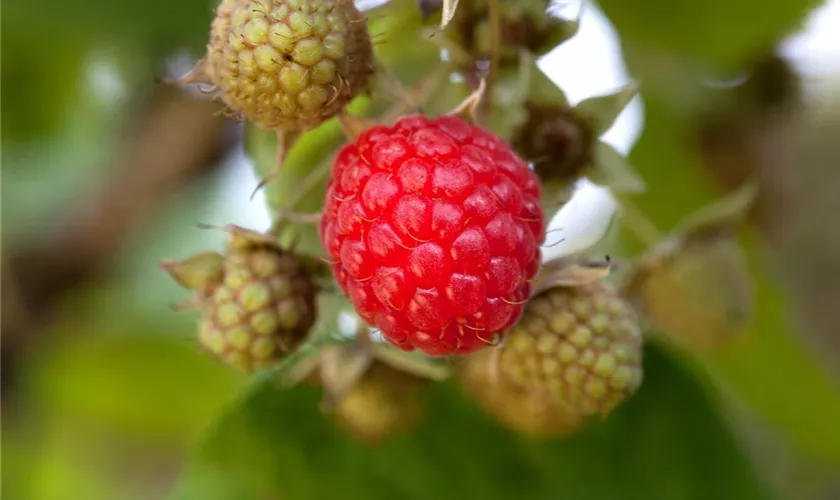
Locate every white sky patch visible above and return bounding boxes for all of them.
[538,1,644,155]
[541,178,620,262]
[207,144,274,232]
[781,0,840,99]
[85,51,126,106]
[338,311,361,338]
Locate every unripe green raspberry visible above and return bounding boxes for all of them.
[329,362,424,445]
[626,229,753,350]
[162,226,317,373]
[460,348,584,438]
[499,281,643,416]
[206,0,373,131]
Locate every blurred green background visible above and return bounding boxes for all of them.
[3,0,840,499]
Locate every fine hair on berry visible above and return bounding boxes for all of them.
[320,114,545,356]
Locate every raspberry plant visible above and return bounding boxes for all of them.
[7,0,840,495]
[148,0,836,498]
[163,0,761,446]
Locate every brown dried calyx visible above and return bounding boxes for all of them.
[443,0,578,64]
[511,102,597,185]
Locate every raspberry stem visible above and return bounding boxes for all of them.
[617,197,664,247]
[485,0,502,113]
[448,78,487,123]
[370,344,453,381]
[251,130,302,200]
[170,58,212,87]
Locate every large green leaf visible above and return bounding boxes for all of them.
[171,345,772,500]
[622,95,840,465]
[597,0,824,67]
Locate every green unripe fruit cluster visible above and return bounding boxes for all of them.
[207,0,373,130]
[460,348,584,438]
[198,242,316,372]
[499,281,643,416]
[162,226,317,374]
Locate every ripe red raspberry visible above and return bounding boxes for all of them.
[320,115,545,356]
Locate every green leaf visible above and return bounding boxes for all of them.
[623,94,840,466]
[598,0,824,67]
[586,140,646,194]
[674,183,758,233]
[487,53,570,140]
[171,345,772,500]
[574,82,639,136]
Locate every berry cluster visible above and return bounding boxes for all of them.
[163,0,650,440]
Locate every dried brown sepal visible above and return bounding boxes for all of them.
[532,256,613,296]
[338,112,380,140]
[170,295,205,312]
[169,58,213,87]
[448,78,487,124]
[511,102,596,185]
[440,0,461,30]
[442,0,580,64]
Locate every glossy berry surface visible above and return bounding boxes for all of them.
[320,115,545,356]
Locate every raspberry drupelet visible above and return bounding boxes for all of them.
[320,114,545,356]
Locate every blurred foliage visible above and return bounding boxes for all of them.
[3,0,840,499]
[2,0,214,56]
[2,324,243,500]
[172,345,772,500]
[597,0,824,67]
[619,75,840,468]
